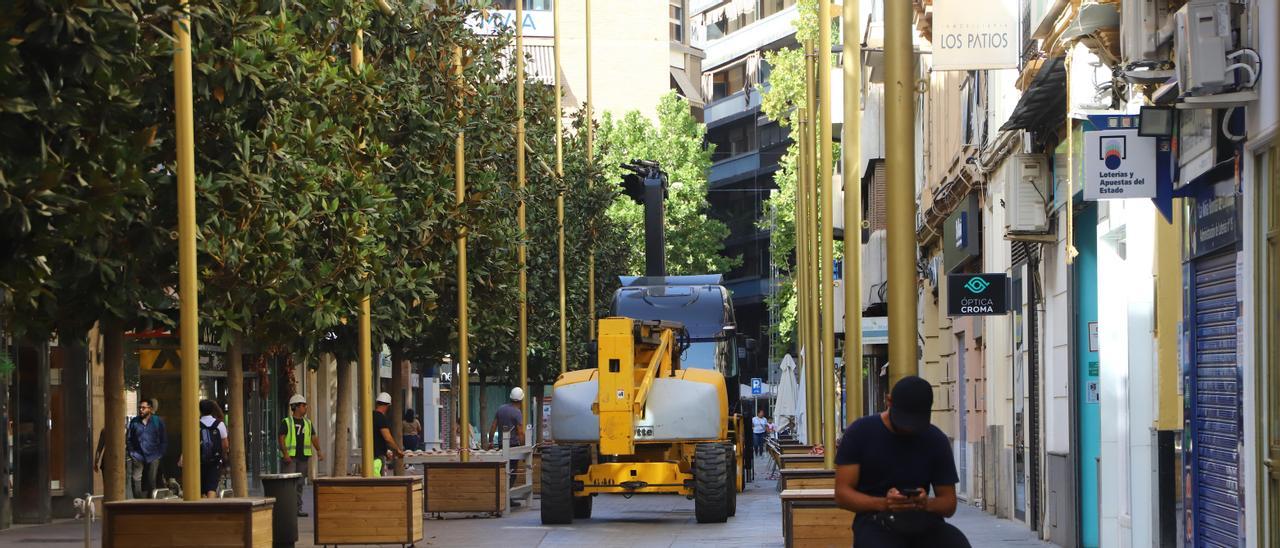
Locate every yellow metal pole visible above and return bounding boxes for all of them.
[555,0,568,375]
[351,30,376,478]
[818,0,836,469]
[795,107,813,444]
[885,0,917,384]
[585,0,596,342]
[455,45,472,462]
[842,0,863,423]
[803,47,821,445]
[515,0,529,429]
[172,0,201,500]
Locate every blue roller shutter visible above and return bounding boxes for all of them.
[1189,250,1242,547]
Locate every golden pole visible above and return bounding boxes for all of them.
[885,0,917,384]
[794,107,813,444]
[585,0,596,342]
[351,30,376,478]
[172,0,201,500]
[818,0,836,469]
[455,45,472,462]
[803,47,821,445]
[842,0,863,423]
[554,0,568,375]
[515,0,529,430]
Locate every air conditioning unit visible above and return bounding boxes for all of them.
[1121,0,1172,64]
[1005,154,1050,237]
[859,230,887,307]
[1174,0,1259,103]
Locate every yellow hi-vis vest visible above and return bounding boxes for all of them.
[283,416,313,457]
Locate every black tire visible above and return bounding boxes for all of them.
[540,445,575,524]
[570,445,593,519]
[694,442,731,523]
[725,443,738,517]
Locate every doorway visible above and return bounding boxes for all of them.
[1074,204,1101,547]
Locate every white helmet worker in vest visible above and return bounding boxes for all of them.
[373,392,405,477]
[278,393,323,517]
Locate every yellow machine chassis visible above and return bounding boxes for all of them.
[576,461,694,496]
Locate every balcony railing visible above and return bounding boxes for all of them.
[709,151,761,183]
[705,87,764,127]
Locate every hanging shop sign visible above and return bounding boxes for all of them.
[1084,116,1158,200]
[862,316,889,345]
[467,9,554,37]
[947,273,1010,316]
[932,0,1019,70]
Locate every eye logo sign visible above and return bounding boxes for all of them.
[963,277,990,294]
[948,274,1008,316]
[1100,136,1127,170]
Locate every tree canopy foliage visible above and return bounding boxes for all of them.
[1,0,627,385]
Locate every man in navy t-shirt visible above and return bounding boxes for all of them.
[834,376,971,547]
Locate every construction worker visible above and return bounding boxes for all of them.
[373,392,405,476]
[278,394,323,516]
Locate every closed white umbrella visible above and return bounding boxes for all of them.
[795,351,810,444]
[774,354,800,440]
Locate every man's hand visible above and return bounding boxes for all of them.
[317,452,325,461]
[886,488,928,512]
[283,455,293,464]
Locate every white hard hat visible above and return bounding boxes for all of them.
[376,392,392,404]
[289,394,307,406]
[509,387,524,401]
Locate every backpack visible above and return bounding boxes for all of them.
[200,419,223,465]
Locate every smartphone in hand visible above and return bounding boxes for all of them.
[897,487,923,498]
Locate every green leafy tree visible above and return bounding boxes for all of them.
[599,92,739,276]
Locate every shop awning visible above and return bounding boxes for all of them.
[999,56,1067,132]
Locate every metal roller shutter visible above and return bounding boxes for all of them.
[1190,251,1242,547]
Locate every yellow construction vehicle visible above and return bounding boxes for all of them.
[542,316,744,523]
[541,162,748,524]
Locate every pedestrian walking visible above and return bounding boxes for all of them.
[126,398,166,499]
[198,399,229,498]
[372,392,405,476]
[751,409,772,456]
[278,394,323,516]
[402,408,423,452]
[833,376,971,547]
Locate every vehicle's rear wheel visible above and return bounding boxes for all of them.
[540,445,575,524]
[694,442,731,523]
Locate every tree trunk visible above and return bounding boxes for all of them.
[390,343,406,475]
[226,335,248,496]
[102,319,126,502]
[331,359,353,476]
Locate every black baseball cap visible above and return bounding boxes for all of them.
[888,376,934,434]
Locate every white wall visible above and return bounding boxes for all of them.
[1096,199,1157,548]
[1042,225,1072,456]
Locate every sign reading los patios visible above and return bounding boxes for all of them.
[932,0,1019,70]
[1084,116,1158,200]
[947,274,1010,316]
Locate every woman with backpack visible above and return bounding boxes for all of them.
[198,399,229,498]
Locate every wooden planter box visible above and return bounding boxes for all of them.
[781,489,855,548]
[780,444,815,455]
[780,454,826,470]
[423,461,508,516]
[313,476,423,546]
[103,498,273,548]
[778,468,835,491]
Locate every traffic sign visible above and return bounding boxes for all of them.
[750,378,763,395]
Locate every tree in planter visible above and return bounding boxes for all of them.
[599,92,740,277]
[0,0,182,502]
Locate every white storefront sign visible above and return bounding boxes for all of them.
[1084,128,1158,200]
[932,0,1019,70]
[467,10,554,38]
